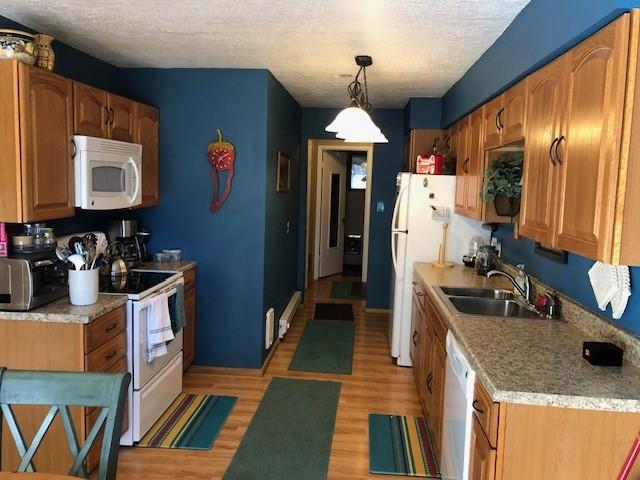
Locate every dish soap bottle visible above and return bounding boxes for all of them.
[514,264,527,298]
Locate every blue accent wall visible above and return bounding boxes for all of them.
[441,0,640,126]
[298,108,404,308]
[263,74,301,360]
[118,68,271,368]
[403,98,442,130]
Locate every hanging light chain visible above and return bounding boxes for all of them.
[347,65,372,113]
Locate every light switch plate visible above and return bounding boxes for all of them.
[376,201,385,213]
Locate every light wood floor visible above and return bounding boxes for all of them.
[116,275,422,479]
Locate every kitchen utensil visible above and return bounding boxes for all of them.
[68,268,98,306]
[0,29,36,65]
[432,223,454,269]
[68,236,84,255]
[67,254,86,271]
[110,257,128,279]
[55,246,71,263]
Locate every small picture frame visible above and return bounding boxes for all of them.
[276,152,290,192]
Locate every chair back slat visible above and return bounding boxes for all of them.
[17,405,60,472]
[0,368,130,480]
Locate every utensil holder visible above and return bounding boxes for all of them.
[69,268,99,306]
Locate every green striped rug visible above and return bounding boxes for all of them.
[369,414,440,478]
[138,393,237,449]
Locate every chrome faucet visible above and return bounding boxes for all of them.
[486,264,533,306]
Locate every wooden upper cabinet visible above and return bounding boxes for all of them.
[482,96,503,150]
[73,82,108,138]
[134,102,160,207]
[554,15,630,260]
[19,65,75,221]
[465,109,484,220]
[501,79,527,145]
[108,94,135,142]
[454,117,469,213]
[519,56,566,246]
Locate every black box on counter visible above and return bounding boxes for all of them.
[582,341,623,366]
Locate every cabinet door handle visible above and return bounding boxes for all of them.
[412,281,417,286]
[445,135,451,150]
[426,373,433,393]
[412,330,418,346]
[497,108,505,130]
[472,399,485,414]
[109,107,115,125]
[462,158,470,174]
[105,350,118,361]
[105,323,118,332]
[549,137,559,166]
[416,291,424,297]
[554,135,565,165]
[104,106,110,124]
[70,139,76,159]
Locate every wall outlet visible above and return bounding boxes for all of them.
[265,308,275,349]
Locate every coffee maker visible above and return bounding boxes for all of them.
[107,220,141,268]
[135,226,152,262]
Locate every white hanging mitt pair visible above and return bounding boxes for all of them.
[588,262,631,320]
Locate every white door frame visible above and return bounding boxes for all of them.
[306,141,374,285]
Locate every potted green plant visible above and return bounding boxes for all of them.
[481,152,523,217]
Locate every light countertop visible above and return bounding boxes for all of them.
[133,260,196,273]
[414,263,640,413]
[0,294,128,325]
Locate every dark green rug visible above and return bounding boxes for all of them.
[288,319,355,374]
[331,281,366,300]
[223,377,341,480]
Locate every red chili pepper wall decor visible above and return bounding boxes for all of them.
[207,129,235,212]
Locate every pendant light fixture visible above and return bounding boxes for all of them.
[326,55,388,144]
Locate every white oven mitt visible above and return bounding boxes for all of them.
[588,261,631,319]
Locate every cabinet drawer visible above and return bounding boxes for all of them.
[84,305,126,354]
[183,267,196,291]
[473,380,500,448]
[85,333,126,372]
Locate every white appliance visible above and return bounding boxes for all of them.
[390,173,486,366]
[73,135,142,210]
[440,331,476,480]
[106,271,184,446]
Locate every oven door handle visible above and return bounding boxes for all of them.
[135,288,176,312]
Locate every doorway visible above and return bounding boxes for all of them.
[305,140,373,287]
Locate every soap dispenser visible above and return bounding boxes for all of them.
[515,264,527,297]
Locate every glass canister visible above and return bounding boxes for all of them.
[475,245,497,276]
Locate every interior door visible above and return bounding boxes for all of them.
[554,14,629,260]
[319,151,347,277]
[519,56,566,246]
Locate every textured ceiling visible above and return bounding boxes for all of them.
[1,0,530,107]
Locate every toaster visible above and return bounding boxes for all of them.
[0,251,68,311]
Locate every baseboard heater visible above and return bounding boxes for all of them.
[278,291,302,339]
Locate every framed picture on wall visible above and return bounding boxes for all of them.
[276,152,290,192]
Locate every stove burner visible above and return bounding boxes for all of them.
[99,271,174,295]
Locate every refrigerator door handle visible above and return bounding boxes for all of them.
[391,231,404,278]
[391,186,409,231]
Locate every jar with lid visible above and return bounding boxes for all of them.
[41,227,56,247]
[475,245,497,276]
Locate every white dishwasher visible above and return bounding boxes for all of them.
[440,331,476,480]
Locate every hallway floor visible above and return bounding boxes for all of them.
[116,275,422,479]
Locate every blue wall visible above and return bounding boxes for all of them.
[263,74,301,361]
[118,68,270,368]
[298,108,404,308]
[403,98,442,130]
[442,0,640,126]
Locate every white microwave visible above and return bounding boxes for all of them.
[73,135,142,210]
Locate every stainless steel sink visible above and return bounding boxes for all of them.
[447,296,540,318]
[438,286,514,300]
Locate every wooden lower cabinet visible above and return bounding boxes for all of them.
[469,416,497,480]
[182,266,196,371]
[0,305,127,474]
[411,276,447,459]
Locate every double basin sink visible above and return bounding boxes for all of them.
[437,286,541,319]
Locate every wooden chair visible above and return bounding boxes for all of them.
[0,368,130,480]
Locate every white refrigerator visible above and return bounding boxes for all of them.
[390,173,487,367]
